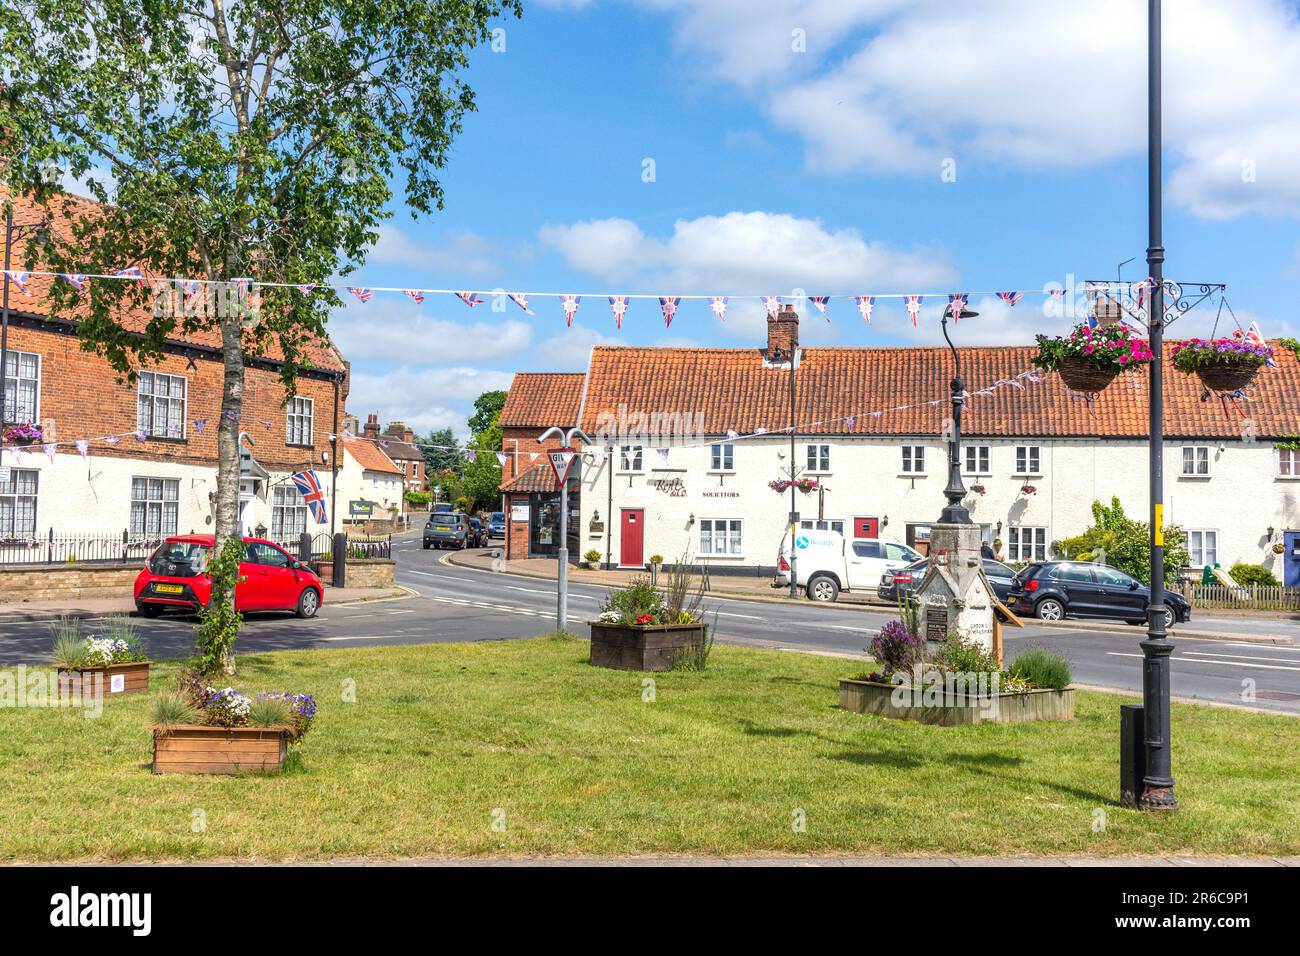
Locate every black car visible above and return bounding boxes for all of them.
[488,511,506,538]
[878,557,1019,605]
[423,511,470,549]
[467,517,487,547]
[1007,561,1191,627]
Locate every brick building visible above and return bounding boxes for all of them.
[0,186,349,548]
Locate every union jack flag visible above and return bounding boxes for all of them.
[905,295,923,326]
[810,295,830,319]
[60,273,88,292]
[348,287,373,303]
[1239,321,1275,366]
[404,290,426,304]
[561,294,581,326]
[997,291,1023,306]
[855,295,875,323]
[709,296,728,321]
[609,296,628,328]
[948,293,968,321]
[295,283,318,294]
[3,271,31,294]
[509,292,535,315]
[659,296,680,328]
[115,266,144,282]
[291,470,328,524]
[455,291,484,307]
[763,295,782,318]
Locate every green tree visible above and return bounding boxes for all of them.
[468,390,508,436]
[460,406,503,511]
[0,0,520,672]
[1059,497,1188,587]
[421,427,464,476]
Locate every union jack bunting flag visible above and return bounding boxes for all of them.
[725,429,739,440]
[60,273,88,292]
[43,443,57,462]
[560,294,581,327]
[348,287,373,303]
[455,291,484,307]
[855,295,875,323]
[810,295,830,319]
[115,266,144,282]
[183,279,203,307]
[194,419,207,435]
[609,296,628,328]
[844,415,857,428]
[466,449,477,463]
[905,295,923,326]
[508,292,535,315]
[709,296,728,321]
[1049,289,1065,299]
[947,293,968,321]
[404,290,426,304]
[3,271,31,294]
[659,296,680,328]
[232,277,252,303]
[291,470,328,524]
[762,295,782,318]
[295,283,318,294]
[997,291,1023,306]
[496,452,508,467]
[75,439,89,459]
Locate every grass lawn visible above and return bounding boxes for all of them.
[1,634,1297,860]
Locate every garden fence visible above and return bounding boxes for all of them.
[1183,583,1300,611]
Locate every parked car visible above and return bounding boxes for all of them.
[878,557,1020,605]
[488,511,506,538]
[432,502,454,513]
[1006,561,1191,627]
[424,511,471,549]
[133,535,323,619]
[467,516,487,547]
[775,529,923,601]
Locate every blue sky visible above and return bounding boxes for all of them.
[330,0,1300,436]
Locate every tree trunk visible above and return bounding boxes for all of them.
[213,308,245,675]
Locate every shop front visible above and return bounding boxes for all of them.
[502,463,581,561]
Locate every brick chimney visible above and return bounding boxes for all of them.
[767,303,799,359]
[363,413,380,439]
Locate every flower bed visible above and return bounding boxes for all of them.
[1171,335,1272,392]
[590,567,712,671]
[1034,321,1153,393]
[52,617,151,696]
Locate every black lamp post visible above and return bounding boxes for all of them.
[938,303,978,526]
[1,207,51,467]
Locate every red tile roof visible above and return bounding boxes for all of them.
[500,462,561,493]
[575,344,1299,439]
[345,437,402,474]
[0,186,346,372]
[499,373,585,428]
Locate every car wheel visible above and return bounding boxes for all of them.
[1035,597,1065,621]
[136,603,165,619]
[423,542,430,550]
[807,575,840,602]
[1162,603,1176,629]
[296,588,320,619]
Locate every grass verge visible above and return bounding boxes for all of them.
[1,634,1297,860]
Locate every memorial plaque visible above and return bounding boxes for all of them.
[926,607,949,643]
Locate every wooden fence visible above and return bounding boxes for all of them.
[1182,584,1300,611]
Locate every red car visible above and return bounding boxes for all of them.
[134,534,324,619]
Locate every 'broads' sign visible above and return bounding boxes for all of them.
[50,886,151,936]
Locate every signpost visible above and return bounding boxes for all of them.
[538,429,590,632]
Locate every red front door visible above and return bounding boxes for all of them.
[620,509,644,567]
[854,517,879,539]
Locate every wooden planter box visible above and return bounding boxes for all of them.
[57,661,151,697]
[839,678,1075,726]
[152,725,290,775]
[589,621,705,671]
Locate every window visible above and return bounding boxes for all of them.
[1014,445,1041,475]
[1095,566,1136,588]
[619,445,643,472]
[710,443,734,471]
[806,444,830,472]
[130,477,179,535]
[247,541,291,567]
[963,444,990,475]
[286,396,314,446]
[1280,448,1300,478]
[272,485,309,538]
[800,519,846,535]
[852,540,884,559]
[0,468,38,536]
[137,371,187,439]
[885,543,920,562]
[901,445,926,473]
[699,518,742,556]
[1181,445,1210,477]
[1188,530,1219,568]
[1049,564,1094,583]
[1008,526,1047,562]
[1,350,40,424]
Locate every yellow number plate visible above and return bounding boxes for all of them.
[154,584,184,594]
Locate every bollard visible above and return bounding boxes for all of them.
[332,532,348,588]
[1120,704,1146,807]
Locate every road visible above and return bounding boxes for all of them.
[3,533,1299,714]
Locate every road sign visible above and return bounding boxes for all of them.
[547,448,578,487]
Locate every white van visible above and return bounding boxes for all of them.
[776,529,923,601]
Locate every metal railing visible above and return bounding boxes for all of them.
[0,530,167,567]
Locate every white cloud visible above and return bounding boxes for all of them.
[370,224,500,275]
[349,366,516,436]
[531,322,622,370]
[327,297,533,364]
[644,0,1300,219]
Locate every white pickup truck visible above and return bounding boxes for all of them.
[776,529,922,601]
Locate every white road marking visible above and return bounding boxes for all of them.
[1107,652,1300,672]
[387,610,416,615]
[319,635,392,642]
[1169,649,1300,664]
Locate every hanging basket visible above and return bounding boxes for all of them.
[1056,358,1120,393]
[1194,360,1261,394]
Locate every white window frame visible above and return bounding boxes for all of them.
[806,443,831,473]
[963,444,990,475]
[1008,526,1047,562]
[1014,445,1041,476]
[699,517,743,557]
[129,477,179,535]
[618,445,644,473]
[286,396,314,447]
[272,484,310,538]
[136,371,188,439]
[901,445,926,474]
[1,349,40,425]
[0,467,38,536]
[1180,445,1211,477]
[710,442,734,472]
[1278,448,1300,479]
[1187,529,1219,568]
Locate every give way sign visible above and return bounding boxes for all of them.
[548,448,578,486]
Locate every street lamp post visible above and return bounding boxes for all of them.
[0,208,50,468]
[786,344,798,598]
[938,304,978,526]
